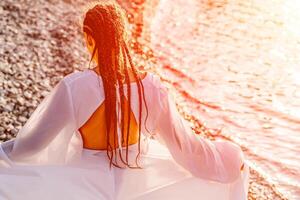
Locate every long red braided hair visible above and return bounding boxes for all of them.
[82,1,150,169]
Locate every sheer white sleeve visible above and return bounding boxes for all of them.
[152,81,245,184]
[0,78,78,166]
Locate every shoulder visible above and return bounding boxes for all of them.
[148,72,168,92]
[62,69,92,87]
[62,69,88,84]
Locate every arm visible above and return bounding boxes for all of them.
[152,81,245,184]
[2,78,77,163]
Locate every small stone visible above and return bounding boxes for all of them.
[24,90,32,99]
[24,60,31,66]
[17,97,25,105]
[18,105,26,112]
[32,99,38,107]
[18,116,27,123]
[41,91,49,98]
[13,81,21,88]
[0,134,7,140]
[4,104,14,112]
[10,128,18,136]
[42,79,50,87]
[3,116,11,124]
[9,87,18,94]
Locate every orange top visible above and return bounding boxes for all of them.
[78,68,147,150]
[78,99,139,150]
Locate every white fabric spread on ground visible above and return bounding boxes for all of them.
[0,69,249,200]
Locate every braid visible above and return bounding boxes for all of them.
[82,1,150,169]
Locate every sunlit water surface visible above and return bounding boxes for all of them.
[147,0,300,199]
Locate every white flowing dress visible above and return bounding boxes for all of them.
[0,69,249,200]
